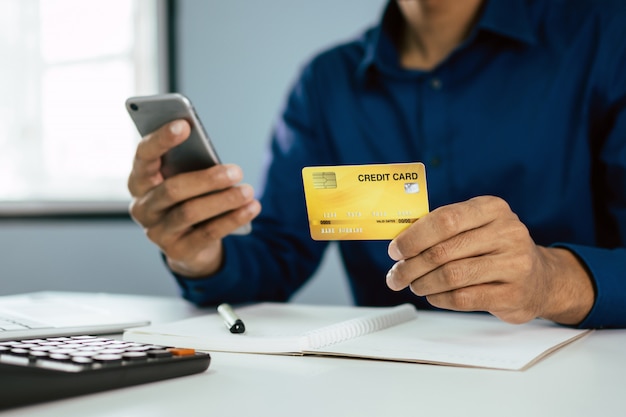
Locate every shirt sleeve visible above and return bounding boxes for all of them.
[556,16,626,329]
[554,244,626,329]
[174,62,332,307]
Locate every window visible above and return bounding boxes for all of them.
[0,0,167,215]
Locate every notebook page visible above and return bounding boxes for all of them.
[307,310,590,370]
[125,303,408,354]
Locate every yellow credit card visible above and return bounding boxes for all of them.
[301,162,429,240]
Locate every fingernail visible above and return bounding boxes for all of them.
[385,266,396,289]
[170,120,184,135]
[388,241,402,260]
[247,200,262,215]
[226,166,243,181]
[240,185,254,198]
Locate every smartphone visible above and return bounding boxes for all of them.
[126,93,251,235]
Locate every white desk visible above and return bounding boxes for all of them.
[5,293,626,417]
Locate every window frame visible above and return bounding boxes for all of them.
[0,0,174,220]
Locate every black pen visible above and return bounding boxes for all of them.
[217,303,246,334]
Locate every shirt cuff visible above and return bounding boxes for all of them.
[553,243,626,328]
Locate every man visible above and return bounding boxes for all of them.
[128,0,626,328]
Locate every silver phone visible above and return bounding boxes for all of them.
[126,93,251,235]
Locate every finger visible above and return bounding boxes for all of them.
[407,255,500,296]
[404,246,530,299]
[388,196,516,261]
[149,164,244,213]
[130,164,245,228]
[157,198,260,278]
[128,120,190,197]
[182,199,261,243]
[157,199,261,259]
[136,119,190,164]
[425,283,537,324]
[425,283,496,312]
[147,184,257,246]
[386,219,506,290]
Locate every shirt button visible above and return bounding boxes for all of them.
[430,157,442,167]
[430,78,442,90]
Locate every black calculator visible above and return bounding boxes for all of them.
[0,335,211,409]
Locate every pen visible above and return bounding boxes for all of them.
[217,303,246,334]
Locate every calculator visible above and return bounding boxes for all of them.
[0,335,211,409]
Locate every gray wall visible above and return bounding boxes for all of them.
[0,0,386,305]
[0,219,180,297]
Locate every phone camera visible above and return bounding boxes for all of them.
[130,103,139,111]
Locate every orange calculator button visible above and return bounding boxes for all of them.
[167,348,196,356]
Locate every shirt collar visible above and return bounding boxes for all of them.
[357,0,537,82]
[356,1,403,81]
[478,0,536,45]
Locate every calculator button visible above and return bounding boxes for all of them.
[28,351,49,360]
[122,351,148,361]
[99,348,126,354]
[49,353,72,361]
[49,348,79,355]
[107,343,132,349]
[30,345,56,352]
[168,348,196,357]
[71,357,94,365]
[146,349,172,358]
[93,354,123,363]
[2,355,30,366]
[59,343,83,349]
[80,341,108,347]
[13,343,39,349]
[125,346,151,352]
[70,351,98,357]
[78,346,104,352]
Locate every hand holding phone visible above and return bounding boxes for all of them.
[126,93,251,235]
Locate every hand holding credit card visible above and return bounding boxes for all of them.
[302,162,429,240]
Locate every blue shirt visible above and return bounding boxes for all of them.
[175,0,626,328]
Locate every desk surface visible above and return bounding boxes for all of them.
[5,293,626,417]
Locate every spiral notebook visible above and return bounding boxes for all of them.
[123,302,590,371]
